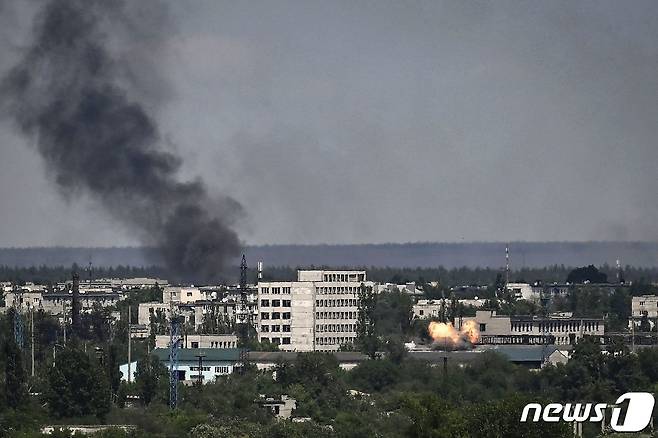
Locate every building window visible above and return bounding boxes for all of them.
[272,287,281,294]
[261,299,269,307]
[283,287,291,294]
[282,337,291,345]
[272,299,281,307]
[261,325,269,332]
[479,323,486,332]
[215,366,229,373]
[283,300,291,307]
[191,342,199,348]
[282,312,291,320]
[272,338,281,345]
[261,337,269,343]
[272,325,281,332]
[272,312,280,320]
[261,312,269,320]
[283,325,291,332]
[261,287,269,294]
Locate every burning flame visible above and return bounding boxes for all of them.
[428,320,480,350]
[460,319,480,344]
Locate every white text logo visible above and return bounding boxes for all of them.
[520,392,655,433]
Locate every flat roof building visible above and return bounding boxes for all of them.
[630,295,658,330]
[257,270,374,352]
[458,310,604,346]
[151,348,243,384]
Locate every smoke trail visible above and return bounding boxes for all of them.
[1,0,241,281]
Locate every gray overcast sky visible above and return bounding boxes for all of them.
[1,0,658,247]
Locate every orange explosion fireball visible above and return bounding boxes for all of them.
[428,320,480,350]
[460,319,480,344]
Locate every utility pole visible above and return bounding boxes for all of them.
[631,315,635,353]
[31,306,35,377]
[195,353,206,386]
[62,301,67,345]
[169,316,181,409]
[127,305,132,383]
[505,243,510,287]
[71,272,81,338]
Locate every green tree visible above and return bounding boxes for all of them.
[401,392,467,438]
[382,335,407,364]
[3,338,27,409]
[276,352,348,422]
[356,284,379,358]
[349,359,400,392]
[44,346,111,419]
[106,344,121,399]
[468,396,571,438]
[189,419,265,438]
[608,288,631,331]
[373,291,413,336]
[134,355,167,405]
[567,265,607,284]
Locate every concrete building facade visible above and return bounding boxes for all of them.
[257,270,373,352]
[155,334,238,349]
[151,348,242,384]
[3,288,122,315]
[630,295,658,329]
[459,310,604,345]
[505,283,542,301]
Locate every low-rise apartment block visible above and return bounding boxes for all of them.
[458,310,604,345]
[630,295,658,330]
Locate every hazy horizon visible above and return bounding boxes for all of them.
[3,239,658,250]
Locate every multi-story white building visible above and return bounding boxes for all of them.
[138,284,256,336]
[374,282,423,297]
[630,295,658,330]
[257,270,373,352]
[459,310,604,345]
[164,286,207,304]
[412,300,443,319]
[505,282,572,302]
[506,283,542,301]
[3,287,122,315]
[413,298,487,320]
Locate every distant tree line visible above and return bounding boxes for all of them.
[263,264,658,288]
[2,263,658,288]
[0,264,169,285]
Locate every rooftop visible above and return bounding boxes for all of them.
[152,348,244,362]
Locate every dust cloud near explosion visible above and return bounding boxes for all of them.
[428,320,479,350]
[0,0,241,281]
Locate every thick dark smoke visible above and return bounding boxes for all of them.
[1,0,241,281]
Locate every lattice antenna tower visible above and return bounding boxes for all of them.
[505,244,510,286]
[168,289,182,409]
[238,255,253,338]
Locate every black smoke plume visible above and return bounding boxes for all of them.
[1,0,241,282]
